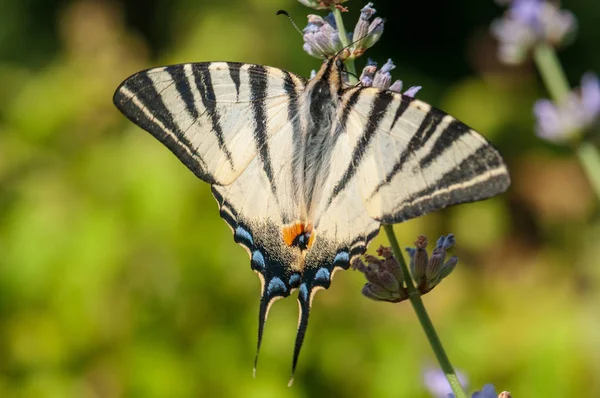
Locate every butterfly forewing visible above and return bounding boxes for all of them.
[320,87,511,225]
[113,62,306,186]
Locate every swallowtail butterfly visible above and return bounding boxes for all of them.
[113,56,510,383]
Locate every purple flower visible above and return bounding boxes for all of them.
[471,384,500,398]
[302,3,384,59]
[406,234,458,292]
[534,72,600,142]
[303,14,343,58]
[423,367,468,398]
[491,0,576,64]
[351,3,384,56]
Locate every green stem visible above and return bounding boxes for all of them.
[533,43,571,102]
[330,5,357,83]
[577,142,600,200]
[383,225,468,398]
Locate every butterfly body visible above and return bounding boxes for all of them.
[114,56,510,382]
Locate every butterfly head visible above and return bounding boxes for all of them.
[309,56,347,101]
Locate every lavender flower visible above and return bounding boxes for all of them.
[534,72,600,142]
[405,234,458,293]
[352,246,408,303]
[451,384,512,398]
[302,3,384,59]
[491,0,576,64]
[303,14,344,58]
[358,59,422,97]
[423,367,468,398]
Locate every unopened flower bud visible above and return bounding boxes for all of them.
[403,85,422,98]
[361,17,384,49]
[352,3,383,56]
[438,255,458,280]
[372,59,395,89]
[389,80,403,93]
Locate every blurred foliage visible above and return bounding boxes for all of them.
[0,0,599,397]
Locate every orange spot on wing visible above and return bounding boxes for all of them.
[282,222,315,250]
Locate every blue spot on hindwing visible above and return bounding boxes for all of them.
[235,226,254,247]
[333,251,349,265]
[267,277,287,295]
[252,250,265,271]
[299,283,308,300]
[314,267,330,282]
[289,273,301,287]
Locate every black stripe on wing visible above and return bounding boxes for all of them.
[368,105,448,199]
[249,65,278,197]
[227,62,242,100]
[113,71,212,183]
[192,64,236,170]
[382,145,510,223]
[326,90,395,209]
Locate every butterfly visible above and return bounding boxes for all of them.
[113,56,510,384]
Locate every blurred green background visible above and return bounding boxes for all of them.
[1,0,599,397]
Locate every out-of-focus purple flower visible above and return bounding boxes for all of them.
[297,0,348,10]
[534,72,600,143]
[447,383,512,398]
[423,367,468,398]
[303,14,344,58]
[491,0,576,64]
[472,384,499,398]
[358,59,422,97]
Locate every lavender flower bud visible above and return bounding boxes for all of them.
[359,61,377,86]
[362,17,385,50]
[389,80,403,93]
[410,235,429,286]
[351,3,383,56]
[403,86,422,98]
[361,283,396,301]
[372,59,395,90]
[438,255,458,280]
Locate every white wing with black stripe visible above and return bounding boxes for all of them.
[114,62,306,186]
[314,87,510,226]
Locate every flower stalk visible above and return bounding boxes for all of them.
[383,225,468,398]
[533,42,600,200]
[330,5,357,83]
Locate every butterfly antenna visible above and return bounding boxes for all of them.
[277,10,329,59]
[277,10,304,36]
